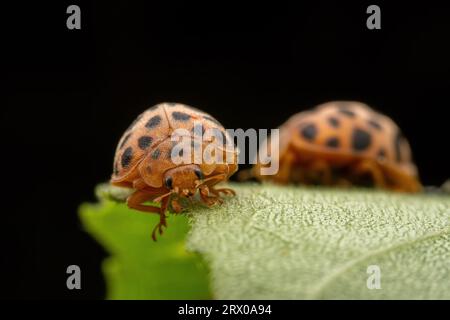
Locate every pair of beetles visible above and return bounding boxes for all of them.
[111,101,421,240]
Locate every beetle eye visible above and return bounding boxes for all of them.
[164,176,173,189]
[194,168,203,180]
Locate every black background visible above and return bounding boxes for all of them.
[4,1,450,299]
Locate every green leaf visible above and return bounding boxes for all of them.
[186,183,450,299]
[79,197,211,300]
[80,183,450,299]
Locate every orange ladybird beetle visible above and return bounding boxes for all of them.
[111,102,238,240]
[251,101,422,192]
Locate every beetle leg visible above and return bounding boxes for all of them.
[127,189,161,213]
[151,197,169,241]
[132,178,148,190]
[171,197,184,214]
[307,159,332,185]
[352,160,386,189]
[127,189,170,241]
[200,173,227,185]
[199,184,211,201]
[199,185,214,205]
[154,190,175,203]
[199,185,222,206]
[290,166,307,184]
[274,150,295,184]
[209,187,236,197]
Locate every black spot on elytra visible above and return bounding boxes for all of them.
[119,133,132,149]
[352,128,372,151]
[172,111,191,121]
[328,117,340,128]
[151,148,161,160]
[394,131,404,162]
[300,123,317,141]
[203,115,222,126]
[378,148,386,160]
[338,107,355,117]
[138,136,153,150]
[368,119,382,130]
[121,147,133,168]
[145,115,162,129]
[325,137,340,148]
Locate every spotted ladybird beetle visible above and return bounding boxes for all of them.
[111,102,238,240]
[250,101,422,192]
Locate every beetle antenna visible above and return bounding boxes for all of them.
[197,173,227,186]
[154,190,174,203]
